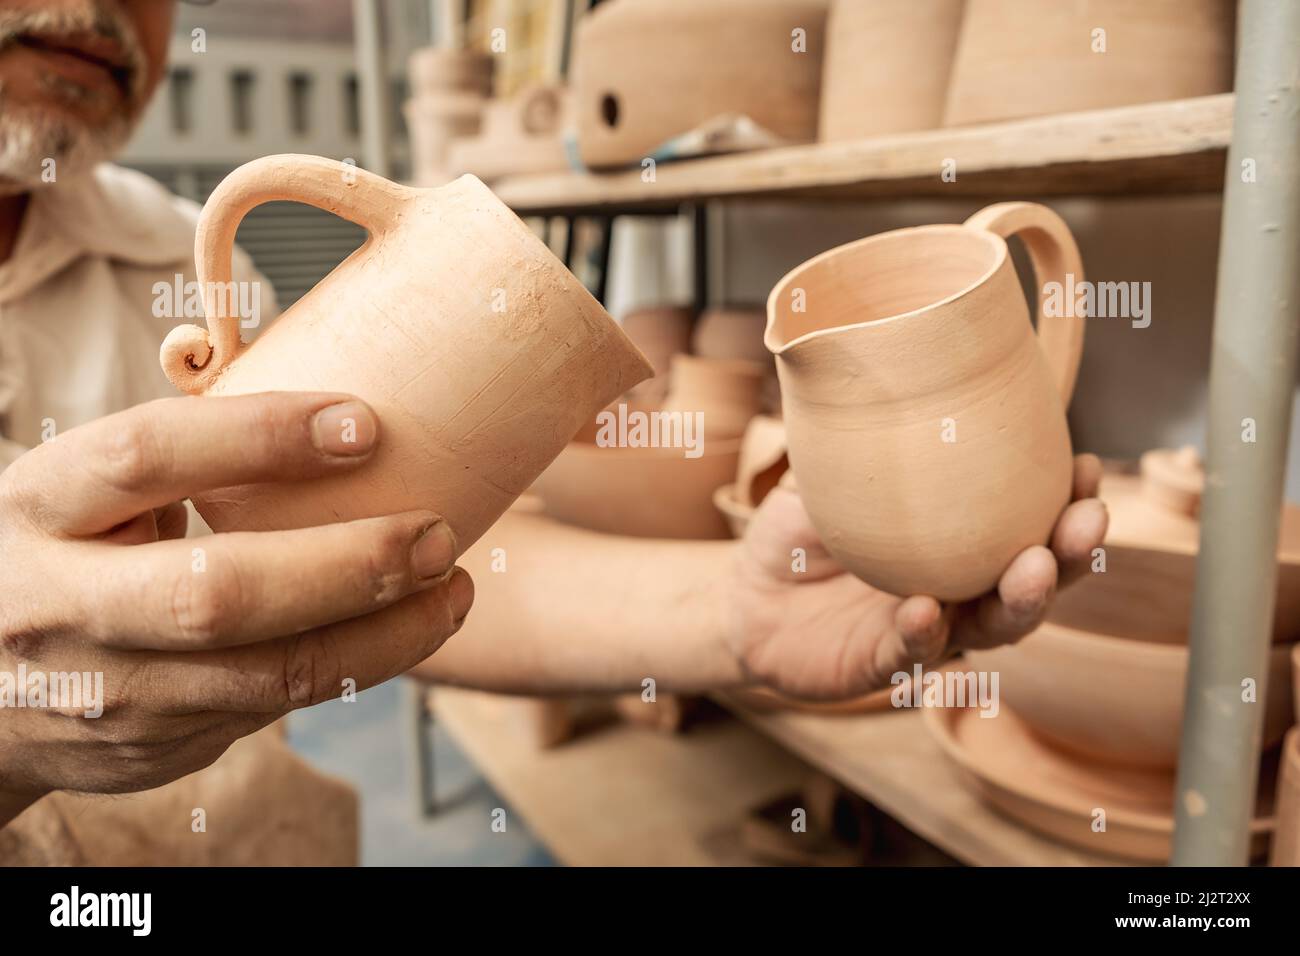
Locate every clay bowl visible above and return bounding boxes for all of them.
[573,0,827,168]
[1046,449,1300,643]
[620,305,695,405]
[943,0,1235,127]
[662,354,765,440]
[1271,728,1300,866]
[965,621,1296,770]
[531,411,741,540]
[713,483,754,539]
[736,415,788,507]
[819,0,964,141]
[925,704,1275,863]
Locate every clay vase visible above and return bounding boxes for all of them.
[572,0,828,168]
[736,414,789,507]
[766,202,1085,601]
[619,305,695,405]
[966,621,1296,770]
[159,155,652,549]
[819,0,964,141]
[447,84,571,183]
[1272,729,1300,866]
[943,0,1236,127]
[1048,447,1300,642]
[661,354,765,440]
[530,407,740,540]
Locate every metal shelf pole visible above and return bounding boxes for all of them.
[1172,0,1300,865]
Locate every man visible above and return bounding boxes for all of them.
[0,0,1106,863]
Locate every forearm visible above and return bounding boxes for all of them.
[0,789,38,830]
[411,507,746,695]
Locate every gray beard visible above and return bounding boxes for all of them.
[0,1,148,193]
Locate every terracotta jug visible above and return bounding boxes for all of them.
[766,202,1085,601]
[160,154,652,547]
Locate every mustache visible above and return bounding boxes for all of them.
[0,2,149,106]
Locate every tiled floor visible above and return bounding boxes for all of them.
[287,679,555,866]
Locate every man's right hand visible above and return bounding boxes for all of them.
[0,392,473,825]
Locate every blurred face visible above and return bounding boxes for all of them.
[0,0,173,192]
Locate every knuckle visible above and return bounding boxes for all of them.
[280,635,341,710]
[169,558,241,646]
[94,418,168,494]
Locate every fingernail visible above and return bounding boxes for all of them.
[412,521,457,581]
[312,401,377,456]
[447,567,475,623]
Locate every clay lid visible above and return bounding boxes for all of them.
[1100,446,1300,562]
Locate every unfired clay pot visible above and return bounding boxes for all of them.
[447,84,571,182]
[693,305,781,412]
[405,92,485,187]
[966,621,1296,770]
[661,354,765,440]
[159,155,652,549]
[1048,447,1300,643]
[925,704,1275,863]
[619,305,695,405]
[572,0,828,168]
[767,202,1085,601]
[531,410,741,540]
[1272,728,1300,867]
[818,0,964,141]
[943,0,1235,127]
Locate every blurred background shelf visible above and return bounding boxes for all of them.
[496,95,1232,215]
[714,695,1125,867]
[430,686,810,866]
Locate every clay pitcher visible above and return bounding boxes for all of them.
[766,202,1085,601]
[160,154,652,547]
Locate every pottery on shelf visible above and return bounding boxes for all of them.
[966,621,1296,770]
[767,202,1085,601]
[1272,729,1300,867]
[736,415,788,508]
[693,305,782,413]
[159,154,652,549]
[619,305,695,405]
[943,0,1236,127]
[408,47,495,99]
[661,354,765,440]
[530,408,741,540]
[818,0,963,141]
[447,84,572,183]
[1047,447,1300,642]
[572,0,828,168]
[925,705,1276,863]
[404,92,486,187]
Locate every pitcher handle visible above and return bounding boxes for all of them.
[160,154,410,394]
[964,202,1086,405]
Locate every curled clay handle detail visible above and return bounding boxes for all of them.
[160,154,412,394]
[964,202,1086,405]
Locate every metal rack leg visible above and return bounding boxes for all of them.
[691,203,710,313]
[1172,0,1300,866]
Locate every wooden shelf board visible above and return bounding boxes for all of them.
[497,95,1232,215]
[714,694,1130,867]
[431,687,810,866]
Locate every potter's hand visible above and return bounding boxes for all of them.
[728,454,1106,700]
[0,393,473,826]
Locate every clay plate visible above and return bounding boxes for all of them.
[924,704,1276,863]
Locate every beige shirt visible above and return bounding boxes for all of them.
[0,163,273,463]
[0,165,357,866]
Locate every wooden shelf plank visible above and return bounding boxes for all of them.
[431,687,810,866]
[714,694,1129,867]
[496,95,1232,215]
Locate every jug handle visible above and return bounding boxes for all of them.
[964,202,1086,405]
[160,154,410,394]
